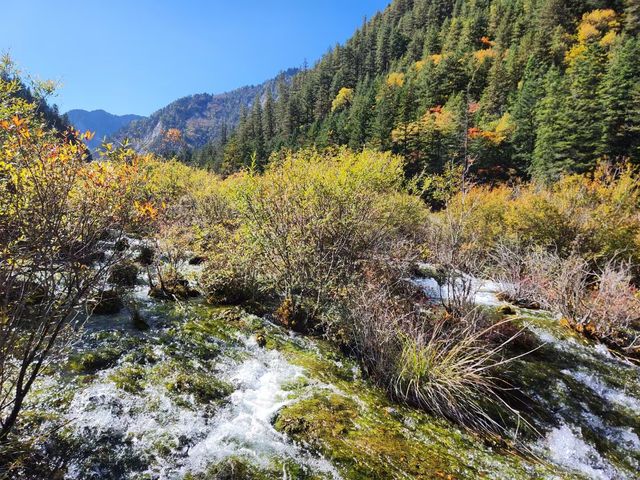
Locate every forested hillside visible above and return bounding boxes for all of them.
[114,68,297,160]
[205,0,640,181]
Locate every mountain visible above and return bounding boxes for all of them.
[112,68,298,156]
[66,109,144,151]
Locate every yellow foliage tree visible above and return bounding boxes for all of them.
[386,72,405,88]
[0,61,147,441]
[331,87,354,112]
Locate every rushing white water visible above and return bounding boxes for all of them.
[561,369,640,413]
[62,334,341,479]
[181,336,341,478]
[582,412,640,453]
[542,424,621,480]
[413,275,503,306]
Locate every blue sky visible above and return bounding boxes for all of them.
[1,1,390,116]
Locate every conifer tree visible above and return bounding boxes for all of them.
[532,68,573,181]
[599,36,640,163]
[510,61,544,173]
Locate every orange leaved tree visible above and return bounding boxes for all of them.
[0,58,148,441]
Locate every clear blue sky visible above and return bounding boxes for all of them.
[1,0,390,116]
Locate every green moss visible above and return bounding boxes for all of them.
[89,289,124,315]
[276,337,358,384]
[274,390,560,480]
[275,393,357,440]
[165,371,233,405]
[275,392,455,479]
[184,456,329,480]
[109,260,139,287]
[67,347,122,373]
[269,321,571,480]
[109,365,147,394]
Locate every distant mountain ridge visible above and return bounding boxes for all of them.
[112,68,298,155]
[66,109,143,151]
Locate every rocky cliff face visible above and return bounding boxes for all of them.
[112,68,298,154]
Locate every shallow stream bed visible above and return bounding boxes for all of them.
[17,283,640,479]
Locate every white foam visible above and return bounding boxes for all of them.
[562,370,640,413]
[63,340,341,479]
[594,343,612,358]
[413,275,503,307]
[182,344,340,478]
[543,424,620,479]
[582,412,640,452]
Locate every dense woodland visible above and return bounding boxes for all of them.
[189,0,640,182]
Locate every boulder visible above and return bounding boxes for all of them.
[90,290,123,315]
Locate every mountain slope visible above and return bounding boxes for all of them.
[113,68,298,156]
[215,0,640,181]
[66,109,143,151]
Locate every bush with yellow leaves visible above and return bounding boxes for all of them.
[0,59,148,441]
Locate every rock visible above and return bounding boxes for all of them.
[497,304,516,316]
[166,372,233,404]
[114,238,130,252]
[136,245,155,266]
[188,255,207,265]
[131,309,149,330]
[68,348,121,373]
[513,298,541,310]
[148,281,200,301]
[78,250,106,266]
[274,296,310,333]
[149,286,172,300]
[256,333,267,347]
[109,260,139,287]
[109,365,146,394]
[90,290,123,315]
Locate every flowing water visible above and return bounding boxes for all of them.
[17,270,640,479]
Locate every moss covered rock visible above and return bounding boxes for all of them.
[166,371,233,405]
[67,347,122,373]
[109,260,139,287]
[109,365,147,394]
[89,289,124,315]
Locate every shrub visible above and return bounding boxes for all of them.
[535,254,640,339]
[202,250,257,305]
[203,147,427,328]
[0,62,146,441]
[444,163,640,271]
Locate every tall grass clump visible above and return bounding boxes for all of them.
[347,280,528,435]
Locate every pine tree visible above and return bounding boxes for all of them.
[376,22,392,73]
[249,95,266,166]
[263,89,276,146]
[348,81,376,149]
[564,43,607,172]
[599,36,640,163]
[625,0,640,34]
[532,68,573,181]
[510,61,544,174]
